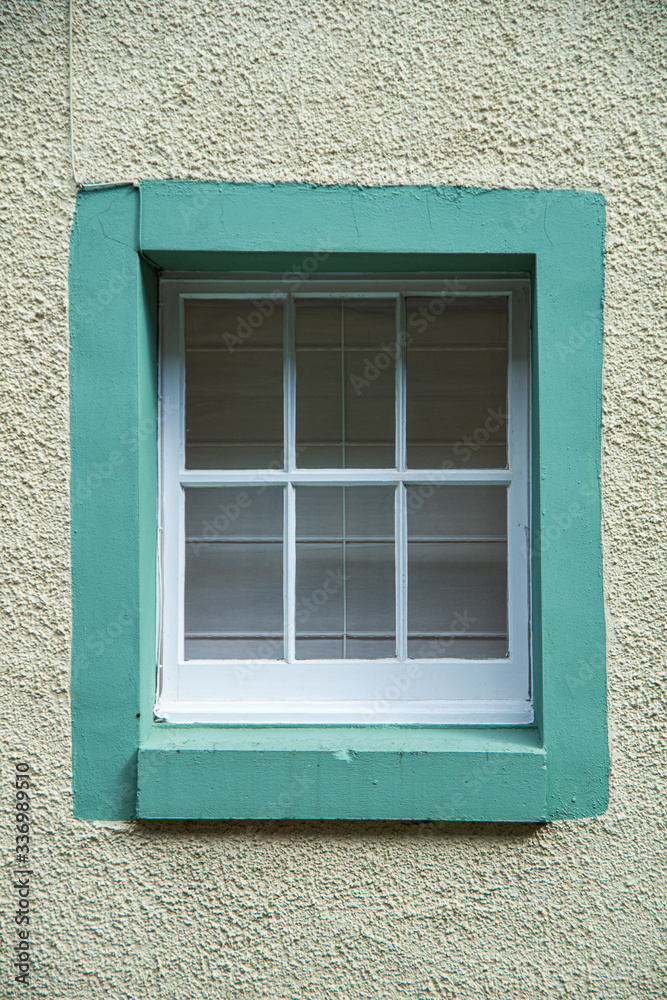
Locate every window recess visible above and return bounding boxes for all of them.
[158,277,531,725]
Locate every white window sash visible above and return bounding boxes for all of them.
[157,276,531,725]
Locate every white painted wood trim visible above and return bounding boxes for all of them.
[156,698,534,726]
[178,469,514,486]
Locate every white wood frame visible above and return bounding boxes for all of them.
[156,276,532,725]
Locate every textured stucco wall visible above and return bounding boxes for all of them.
[1,1,666,997]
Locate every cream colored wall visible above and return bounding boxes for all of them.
[1,1,665,996]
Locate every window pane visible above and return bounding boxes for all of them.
[406,296,508,469]
[295,487,395,658]
[184,299,284,469]
[407,486,508,659]
[295,299,395,469]
[184,487,284,659]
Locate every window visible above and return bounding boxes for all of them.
[70,181,608,821]
[158,278,531,724]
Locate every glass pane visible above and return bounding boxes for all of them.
[184,299,284,469]
[406,296,508,469]
[295,299,395,469]
[407,485,508,659]
[406,484,508,537]
[295,487,395,658]
[184,487,284,659]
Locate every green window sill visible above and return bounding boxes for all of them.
[138,726,546,821]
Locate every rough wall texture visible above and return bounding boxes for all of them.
[1,0,666,997]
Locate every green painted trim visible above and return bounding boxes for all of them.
[70,181,608,821]
[137,727,546,821]
[70,187,157,819]
[139,725,545,754]
[137,257,159,746]
[145,250,536,275]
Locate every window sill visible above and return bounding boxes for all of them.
[155,698,534,726]
[137,724,546,821]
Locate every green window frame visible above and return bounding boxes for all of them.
[70,181,608,821]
